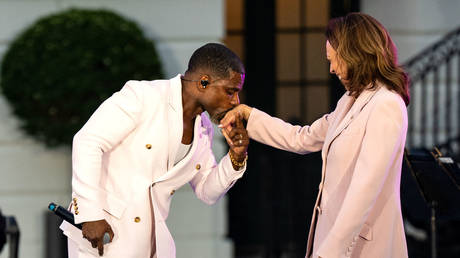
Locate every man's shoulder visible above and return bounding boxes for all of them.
[119,78,177,106]
[124,78,170,93]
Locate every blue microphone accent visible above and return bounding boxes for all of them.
[48,202,111,244]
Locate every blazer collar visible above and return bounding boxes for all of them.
[167,74,184,170]
[323,83,382,158]
[168,74,183,112]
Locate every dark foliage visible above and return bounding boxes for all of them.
[0,9,163,146]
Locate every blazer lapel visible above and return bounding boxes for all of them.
[166,74,183,171]
[321,94,354,160]
[155,115,204,183]
[323,85,381,159]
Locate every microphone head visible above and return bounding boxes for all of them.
[48,202,57,212]
[103,232,112,244]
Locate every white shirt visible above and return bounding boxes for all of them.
[174,142,192,165]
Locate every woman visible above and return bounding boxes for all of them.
[220,13,410,258]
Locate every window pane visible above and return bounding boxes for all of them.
[277,86,301,121]
[305,0,329,27]
[276,0,300,28]
[304,85,329,123]
[277,34,301,81]
[224,35,245,63]
[226,0,244,30]
[304,33,328,80]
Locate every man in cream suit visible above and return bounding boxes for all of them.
[60,43,249,258]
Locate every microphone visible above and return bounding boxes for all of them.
[48,202,111,244]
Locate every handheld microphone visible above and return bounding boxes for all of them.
[48,202,111,244]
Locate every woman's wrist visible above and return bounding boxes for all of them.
[241,104,253,121]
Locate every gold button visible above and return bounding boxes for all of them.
[75,211,79,215]
[170,190,175,195]
[196,164,201,170]
[73,198,77,202]
[145,144,152,149]
[134,217,141,223]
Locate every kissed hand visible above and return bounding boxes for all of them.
[220,110,249,170]
[219,104,252,132]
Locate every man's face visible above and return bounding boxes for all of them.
[202,70,245,124]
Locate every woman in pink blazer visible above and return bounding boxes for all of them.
[221,13,410,258]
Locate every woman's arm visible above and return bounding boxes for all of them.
[220,104,332,154]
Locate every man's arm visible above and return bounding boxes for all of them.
[71,81,145,256]
[189,113,249,204]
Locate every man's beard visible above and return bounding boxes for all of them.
[210,108,232,124]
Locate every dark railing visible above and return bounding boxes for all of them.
[404,27,460,159]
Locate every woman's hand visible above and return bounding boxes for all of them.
[218,104,252,131]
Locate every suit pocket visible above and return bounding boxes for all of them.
[359,223,373,241]
[60,221,100,256]
[102,192,128,219]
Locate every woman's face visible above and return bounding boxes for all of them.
[326,40,348,86]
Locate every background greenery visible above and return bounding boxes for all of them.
[0,8,163,147]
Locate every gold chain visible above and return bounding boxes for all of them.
[229,151,248,168]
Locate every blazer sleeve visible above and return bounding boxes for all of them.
[316,96,408,258]
[71,81,145,224]
[246,108,332,154]
[188,116,246,205]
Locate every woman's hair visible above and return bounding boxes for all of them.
[326,13,410,105]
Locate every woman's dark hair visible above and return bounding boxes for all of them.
[326,12,410,105]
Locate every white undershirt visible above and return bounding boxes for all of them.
[174,142,192,165]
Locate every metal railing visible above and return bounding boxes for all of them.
[404,27,460,158]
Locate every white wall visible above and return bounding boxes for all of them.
[362,0,460,63]
[0,1,231,258]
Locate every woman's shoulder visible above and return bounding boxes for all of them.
[374,83,406,107]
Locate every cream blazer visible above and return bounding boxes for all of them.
[247,84,408,258]
[60,74,245,258]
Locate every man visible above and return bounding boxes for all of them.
[60,43,249,258]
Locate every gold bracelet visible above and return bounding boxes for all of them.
[229,151,248,168]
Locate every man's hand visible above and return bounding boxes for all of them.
[221,111,249,170]
[82,219,114,256]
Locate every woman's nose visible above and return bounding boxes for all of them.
[330,65,335,74]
